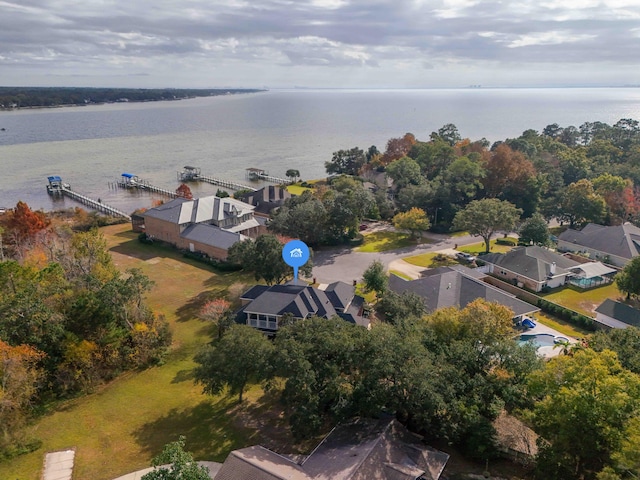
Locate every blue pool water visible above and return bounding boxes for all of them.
[519,333,556,348]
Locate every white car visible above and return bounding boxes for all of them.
[455,252,476,263]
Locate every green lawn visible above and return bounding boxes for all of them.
[541,282,624,317]
[355,231,417,252]
[285,184,312,195]
[460,238,518,255]
[0,225,274,480]
[389,270,412,280]
[533,311,592,338]
[403,252,458,268]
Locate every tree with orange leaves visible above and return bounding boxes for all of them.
[176,183,193,200]
[0,340,44,447]
[1,201,50,257]
[380,133,416,166]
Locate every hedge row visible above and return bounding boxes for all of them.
[537,298,596,331]
[182,251,243,272]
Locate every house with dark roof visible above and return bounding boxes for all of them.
[388,265,539,321]
[557,222,640,267]
[237,281,369,332]
[213,416,449,480]
[139,195,266,259]
[481,246,616,292]
[236,185,292,217]
[594,299,640,329]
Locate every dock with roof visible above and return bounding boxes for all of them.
[177,165,257,192]
[46,176,131,220]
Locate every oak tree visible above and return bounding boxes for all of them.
[452,199,522,253]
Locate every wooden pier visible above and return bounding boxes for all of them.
[46,176,131,220]
[245,168,288,184]
[177,166,257,192]
[117,173,179,199]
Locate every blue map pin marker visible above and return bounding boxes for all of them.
[282,239,310,284]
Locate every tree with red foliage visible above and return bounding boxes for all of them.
[380,133,417,166]
[176,183,193,199]
[1,201,50,257]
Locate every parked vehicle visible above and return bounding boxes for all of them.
[455,252,476,263]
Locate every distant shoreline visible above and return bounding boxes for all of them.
[0,87,266,111]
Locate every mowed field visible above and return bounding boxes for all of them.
[0,224,287,480]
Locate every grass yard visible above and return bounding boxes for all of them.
[533,311,592,338]
[356,230,430,252]
[389,270,412,280]
[0,225,280,480]
[403,252,458,268]
[460,238,518,255]
[541,282,624,317]
[285,184,313,195]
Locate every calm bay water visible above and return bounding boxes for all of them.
[1,88,639,213]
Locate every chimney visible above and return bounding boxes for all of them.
[550,262,556,275]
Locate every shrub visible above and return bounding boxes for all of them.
[536,299,596,331]
[496,238,516,246]
[138,233,154,244]
[182,251,242,272]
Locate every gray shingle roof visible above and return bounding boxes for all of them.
[214,446,309,480]
[241,284,337,319]
[142,195,255,225]
[558,222,640,260]
[323,282,356,310]
[482,246,580,282]
[389,267,538,318]
[213,418,448,480]
[595,299,640,327]
[301,417,449,480]
[180,223,244,250]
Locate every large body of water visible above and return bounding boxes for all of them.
[1,88,639,214]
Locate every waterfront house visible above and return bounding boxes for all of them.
[140,195,266,259]
[236,185,291,218]
[236,281,369,333]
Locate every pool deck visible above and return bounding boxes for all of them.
[521,320,577,359]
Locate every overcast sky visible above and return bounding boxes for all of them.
[1,0,639,89]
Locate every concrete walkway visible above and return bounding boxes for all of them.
[111,461,222,480]
[43,449,75,480]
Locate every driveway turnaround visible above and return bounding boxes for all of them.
[43,449,75,480]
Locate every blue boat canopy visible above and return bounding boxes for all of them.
[121,173,136,178]
[48,176,62,182]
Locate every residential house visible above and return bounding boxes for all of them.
[481,246,616,292]
[594,299,640,329]
[213,416,449,480]
[237,281,369,332]
[388,265,539,321]
[237,185,292,218]
[557,222,640,267]
[139,195,266,259]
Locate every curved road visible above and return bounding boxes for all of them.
[311,229,481,284]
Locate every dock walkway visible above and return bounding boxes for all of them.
[117,173,179,198]
[46,176,131,220]
[245,167,288,184]
[177,166,257,191]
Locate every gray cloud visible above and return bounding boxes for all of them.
[0,0,638,87]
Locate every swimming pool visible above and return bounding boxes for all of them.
[518,333,556,348]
